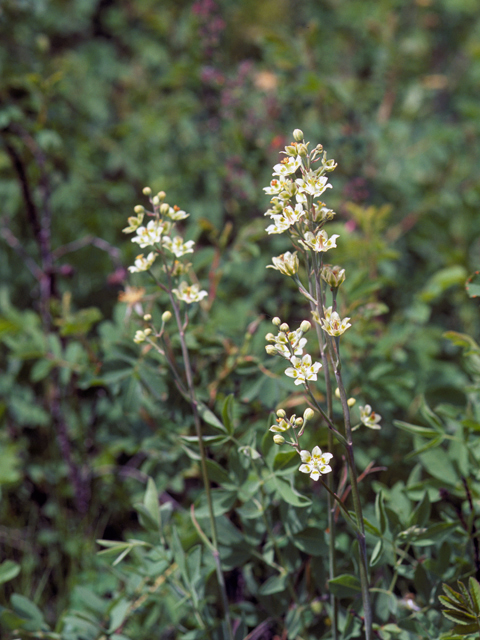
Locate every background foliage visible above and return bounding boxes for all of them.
[0,0,479,637]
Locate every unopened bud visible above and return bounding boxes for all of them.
[272,317,281,326]
[143,328,152,336]
[157,190,166,201]
[276,409,286,418]
[134,330,146,344]
[143,314,152,321]
[303,408,315,421]
[160,203,170,215]
[152,196,160,205]
[347,397,356,407]
[293,129,304,142]
[134,205,145,214]
[273,434,285,445]
[300,320,311,333]
[297,143,308,157]
[142,187,152,196]
[295,417,303,427]
[162,311,172,322]
[265,332,275,342]
[280,323,290,332]
[335,388,341,399]
[265,345,278,355]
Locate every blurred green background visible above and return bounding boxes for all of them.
[0,0,479,631]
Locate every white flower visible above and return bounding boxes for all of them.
[267,251,299,276]
[167,206,189,220]
[163,236,195,257]
[263,176,293,196]
[123,213,144,234]
[300,230,339,253]
[132,220,166,248]
[359,405,382,430]
[128,252,157,273]
[284,354,322,385]
[299,446,333,481]
[295,172,332,198]
[266,327,307,359]
[320,307,351,337]
[321,265,346,288]
[172,282,208,304]
[266,215,292,235]
[266,204,305,234]
[272,156,301,176]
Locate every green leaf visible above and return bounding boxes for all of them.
[143,477,160,530]
[375,491,387,534]
[394,420,439,438]
[443,584,467,607]
[443,331,480,356]
[273,476,311,507]
[221,394,235,435]
[328,574,362,597]
[10,594,45,627]
[0,561,20,585]
[258,572,288,595]
[469,578,480,615]
[205,459,235,488]
[407,492,431,528]
[441,609,476,625]
[370,540,383,567]
[197,402,228,433]
[292,528,328,556]
[273,450,298,474]
[108,598,130,634]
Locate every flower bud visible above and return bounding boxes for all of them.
[321,265,346,288]
[142,187,152,196]
[295,417,303,427]
[265,345,278,355]
[143,314,152,321]
[157,191,166,201]
[300,320,311,333]
[347,397,356,407]
[160,203,170,215]
[293,129,304,142]
[134,205,145,214]
[273,434,285,445]
[143,328,152,336]
[279,322,290,332]
[276,409,286,418]
[303,408,315,421]
[272,317,281,326]
[297,143,308,157]
[134,330,146,344]
[267,251,299,276]
[335,388,341,399]
[152,196,160,205]
[265,332,275,342]
[162,311,172,323]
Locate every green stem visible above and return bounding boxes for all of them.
[168,289,234,640]
[335,364,373,640]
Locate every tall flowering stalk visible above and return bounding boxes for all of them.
[123,189,233,640]
[263,130,380,639]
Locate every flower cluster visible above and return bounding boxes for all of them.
[123,189,207,305]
